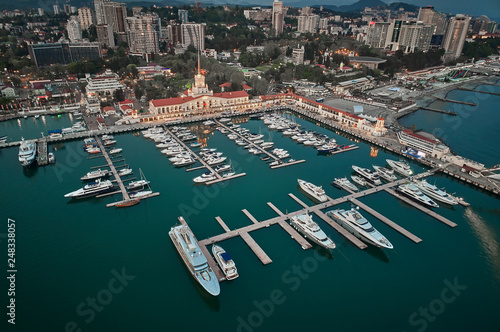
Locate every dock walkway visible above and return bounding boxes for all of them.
[36,138,48,166]
[95,135,129,201]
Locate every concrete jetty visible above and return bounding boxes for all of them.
[434,96,477,106]
[36,138,48,166]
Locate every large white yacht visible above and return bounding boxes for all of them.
[352,165,382,185]
[18,138,37,167]
[397,183,439,208]
[386,159,413,176]
[64,179,114,198]
[169,223,220,296]
[332,177,358,192]
[413,179,458,205]
[372,165,397,182]
[290,213,336,249]
[326,209,393,249]
[297,179,328,202]
[212,245,239,280]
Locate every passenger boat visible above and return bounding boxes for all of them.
[212,245,239,280]
[352,165,382,185]
[386,159,413,176]
[18,138,37,167]
[297,179,328,202]
[332,177,358,192]
[81,168,110,181]
[64,179,114,198]
[109,148,122,154]
[396,183,439,208]
[169,222,220,296]
[290,213,336,249]
[372,165,397,182]
[413,179,458,205]
[326,209,393,249]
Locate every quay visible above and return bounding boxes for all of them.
[162,124,247,185]
[214,119,306,169]
[36,138,48,166]
[434,97,477,106]
[457,87,500,96]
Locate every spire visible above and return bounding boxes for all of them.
[197,48,201,75]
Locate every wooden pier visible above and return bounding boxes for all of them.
[420,106,457,116]
[36,138,48,166]
[240,232,273,265]
[242,209,259,224]
[457,87,500,96]
[434,97,477,106]
[349,198,422,243]
[215,216,231,232]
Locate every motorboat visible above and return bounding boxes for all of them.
[386,159,413,176]
[86,147,101,154]
[373,165,397,182]
[0,135,8,143]
[290,213,336,249]
[173,158,196,167]
[396,183,439,208]
[332,177,358,192]
[126,179,150,190]
[190,142,202,148]
[413,179,458,205]
[64,179,114,199]
[326,209,393,249]
[297,179,328,202]
[352,165,382,185]
[81,169,110,181]
[193,171,217,183]
[118,167,133,176]
[109,148,122,154]
[351,175,367,187]
[213,164,231,173]
[48,152,55,164]
[169,223,220,296]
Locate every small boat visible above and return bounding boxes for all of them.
[269,160,283,167]
[0,135,7,143]
[260,156,270,161]
[127,179,150,190]
[173,158,196,167]
[34,114,40,119]
[109,148,122,154]
[203,120,216,126]
[81,169,111,181]
[129,190,153,199]
[48,152,55,164]
[118,167,133,176]
[190,142,202,148]
[115,199,140,208]
[219,117,231,123]
[87,147,101,154]
[212,245,239,280]
[102,135,114,140]
[213,164,231,173]
[332,177,358,192]
[193,171,217,183]
[103,139,116,146]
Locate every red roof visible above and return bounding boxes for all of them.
[151,91,248,107]
[401,129,437,144]
[219,82,231,88]
[242,84,252,90]
[121,105,132,111]
[103,106,115,112]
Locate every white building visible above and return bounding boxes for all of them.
[67,16,82,42]
[298,15,319,34]
[78,7,95,31]
[291,46,305,65]
[181,23,205,50]
[442,14,471,60]
[85,70,124,98]
[126,13,161,54]
[397,129,450,158]
[272,0,284,36]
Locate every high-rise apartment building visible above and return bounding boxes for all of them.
[167,24,182,46]
[366,22,392,49]
[126,13,161,54]
[417,6,447,35]
[442,14,471,60]
[104,2,127,34]
[96,24,115,48]
[178,9,189,23]
[53,5,60,15]
[67,16,82,42]
[94,0,110,25]
[298,15,319,34]
[272,0,284,36]
[181,23,205,50]
[28,42,101,67]
[366,20,433,53]
[78,7,96,31]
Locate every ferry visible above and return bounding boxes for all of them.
[169,223,220,296]
[212,245,239,280]
[396,183,439,208]
[332,177,358,192]
[352,165,382,185]
[64,179,114,198]
[413,179,458,205]
[290,213,336,249]
[372,165,397,182]
[326,209,393,249]
[18,138,37,167]
[297,179,328,202]
[386,159,413,176]
[81,169,111,181]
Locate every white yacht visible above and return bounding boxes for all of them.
[332,177,358,192]
[109,148,122,154]
[169,223,220,296]
[193,171,217,183]
[81,169,110,181]
[352,165,382,185]
[290,213,336,249]
[18,138,37,167]
[126,179,150,190]
[212,245,239,280]
[326,209,393,249]
[64,179,114,198]
[373,165,397,182]
[118,167,133,176]
[397,183,439,208]
[297,179,328,202]
[414,179,458,205]
[351,175,367,187]
[386,159,413,176]
[173,158,196,167]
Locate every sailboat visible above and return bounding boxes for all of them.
[128,168,153,199]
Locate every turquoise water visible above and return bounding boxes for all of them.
[400,79,500,167]
[0,113,76,142]
[1,111,499,331]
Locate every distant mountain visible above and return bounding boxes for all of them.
[319,0,388,13]
[385,2,419,12]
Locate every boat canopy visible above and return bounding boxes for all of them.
[221,252,232,262]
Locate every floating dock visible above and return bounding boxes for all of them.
[434,97,477,106]
[36,138,48,166]
[419,106,457,116]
